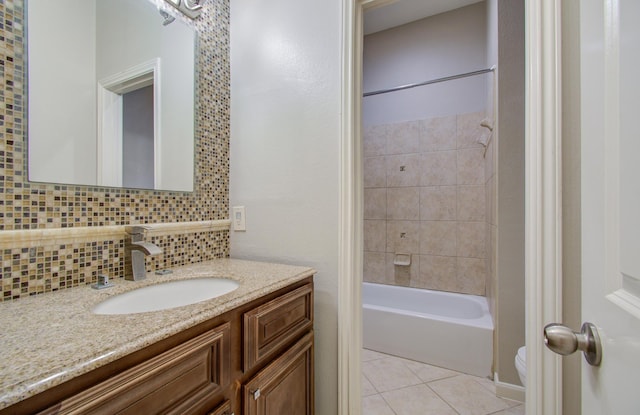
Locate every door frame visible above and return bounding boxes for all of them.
[523,1,563,414]
[338,1,563,414]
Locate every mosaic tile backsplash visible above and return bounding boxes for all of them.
[0,0,231,301]
[363,111,490,296]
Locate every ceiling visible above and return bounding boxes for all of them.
[363,0,483,35]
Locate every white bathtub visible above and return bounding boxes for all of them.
[362,282,494,377]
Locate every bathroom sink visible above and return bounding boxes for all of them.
[92,278,240,315]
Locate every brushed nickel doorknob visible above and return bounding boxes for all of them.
[543,322,602,366]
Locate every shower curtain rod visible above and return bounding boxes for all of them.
[363,67,495,97]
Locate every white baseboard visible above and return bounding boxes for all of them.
[494,372,525,403]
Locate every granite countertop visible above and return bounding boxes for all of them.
[0,258,315,410]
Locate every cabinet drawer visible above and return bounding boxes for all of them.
[243,332,314,415]
[40,323,231,415]
[244,283,313,371]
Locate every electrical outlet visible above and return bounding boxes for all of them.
[233,206,246,231]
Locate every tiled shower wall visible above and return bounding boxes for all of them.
[363,111,489,296]
[0,0,230,301]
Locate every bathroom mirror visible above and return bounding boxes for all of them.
[26,0,196,191]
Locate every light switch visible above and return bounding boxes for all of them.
[233,206,246,231]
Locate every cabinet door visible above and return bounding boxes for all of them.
[243,332,314,415]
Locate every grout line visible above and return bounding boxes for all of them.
[361,372,380,396]
[485,405,524,415]
[425,382,462,415]
[378,392,401,415]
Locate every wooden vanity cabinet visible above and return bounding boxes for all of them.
[243,283,314,415]
[207,400,232,415]
[1,277,313,415]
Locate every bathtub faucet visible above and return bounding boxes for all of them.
[125,225,162,281]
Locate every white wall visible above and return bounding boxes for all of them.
[229,0,341,413]
[27,0,97,185]
[362,2,488,126]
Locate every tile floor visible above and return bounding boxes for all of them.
[362,349,525,415]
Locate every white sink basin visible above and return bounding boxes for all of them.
[92,278,240,315]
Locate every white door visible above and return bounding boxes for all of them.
[579,0,640,413]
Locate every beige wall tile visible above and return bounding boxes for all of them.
[457,185,485,221]
[420,186,456,220]
[362,112,497,297]
[484,136,495,180]
[386,154,421,187]
[420,115,456,152]
[364,220,386,252]
[364,188,387,220]
[420,151,457,186]
[387,121,420,155]
[386,220,420,254]
[364,156,387,188]
[484,257,491,296]
[385,253,417,287]
[490,175,497,225]
[485,226,493,275]
[457,147,485,185]
[364,124,387,157]
[416,254,457,292]
[419,221,456,256]
[387,187,420,220]
[457,221,486,258]
[364,251,388,284]
[457,257,486,295]
[456,111,486,149]
[485,176,495,226]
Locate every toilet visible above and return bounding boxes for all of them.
[515,346,526,386]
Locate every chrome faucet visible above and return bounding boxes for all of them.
[125,225,162,281]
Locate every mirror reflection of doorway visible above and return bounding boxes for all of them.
[96,59,159,188]
[122,85,155,189]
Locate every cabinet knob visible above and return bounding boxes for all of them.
[251,388,261,400]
